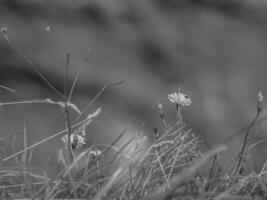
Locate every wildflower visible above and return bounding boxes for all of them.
[168,92,192,106]
[61,134,86,149]
[89,147,102,157]
[61,108,101,150]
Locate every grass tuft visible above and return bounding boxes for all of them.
[1,28,267,200]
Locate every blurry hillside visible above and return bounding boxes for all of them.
[1,0,267,175]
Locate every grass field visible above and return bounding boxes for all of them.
[1,22,267,199]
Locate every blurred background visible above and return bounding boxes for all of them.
[0,0,267,176]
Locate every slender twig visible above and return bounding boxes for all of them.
[0,85,15,93]
[176,85,182,123]
[1,28,63,97]
[176,103,182,123]
[207,154,217,189]
[63,103,73,158]
[201,127,217,190]
[31,27,50,63]
[157,101,168,129]
[62,50,75,164]
[64,50,71,98]
[235,111,260,175]
[0,99,63,106]
[251,151,259,173]
[75,80,124,121]
[68,51,90,102]
[167,146,180,182]
[234,91,264,175]
[217,115,267,148]
[0,99,81,114]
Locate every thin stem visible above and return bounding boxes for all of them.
[62,100,76,188]
[31,28,50,64]
[75,80,124,122]
[68,52,90,102]
[251,151,259,173]
[176,103,182,123]
[235,111,260,175]
[158,102,168,129]
[63,50,74,161]
[0,99,61,106]
[64,50,71,98]
[0,99,80,114]
[1,30,63,97]
[167,147,180,182]
[155,151,171,190]
[206,154,217,190]
[0,85,15,93]
[162,118,168,129]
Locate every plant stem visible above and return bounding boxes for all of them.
[176,103,182,124]
[235,111,260,175]
[1,30,63,97]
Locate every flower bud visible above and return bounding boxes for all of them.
[257,91,264,114]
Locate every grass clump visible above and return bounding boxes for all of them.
[0,27,267,200]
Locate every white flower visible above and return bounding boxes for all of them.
[61,134,86,149]
[168,92,192,106]
[61,108,102,150]
[89,148,102,157]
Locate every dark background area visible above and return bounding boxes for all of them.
[0,0,267,176]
